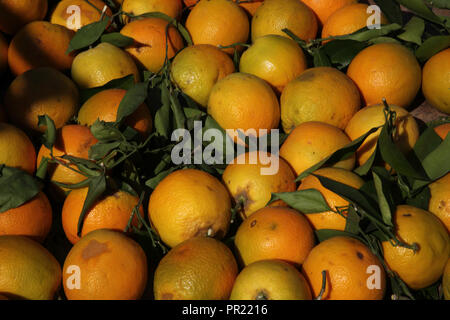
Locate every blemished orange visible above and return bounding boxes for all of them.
[0,122,36,174]
[62,188,144,244]
[154,237,238,300]
[120,17,184,73]
[428,173,450,232]
[148,168,232,248]
[280,121,355,176]
[297,168,365,231]
[78,89,153,136]
[230,260,312,300]
[281,67,361,133]
[382,205,450,290]
[4,67,79,133]
[302,236,386,300]
[251,0,317,42]
[422,48,450,114]
[8,21,75,76]
[122,0,182,21]
[239,34,307,94]
[444,259,450,300]
[302,0,358,26]
[170,44,235,107]
[0,0,48,35]
[434,123,450,140]
[50,0,112,31]
[0,33,8,75]
[0,192,52,243]
[0,235,61,300]
[185,0,249,55]
[344,104,420,166]
[222,152,296,219]
[63,229,148,300]
[347,43,422,109]
[234,207,315,266]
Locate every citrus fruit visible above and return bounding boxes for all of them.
[62,229,148,300]
[71,42,140,89]
[8,21,75,76]
[0,0,48,35]
[428,173,450,232]
[4,67,79,133]
[120,17,184,73]
[347,43,422,109]
[154,237,238,300]
[239,34,307,94]
[122,0,182,21]
[0,32,8,75]
[302,236,386,300]
[280,121,355,176]
[302,0,358,26]
[234,207,315,266]
[170,44,235,107]
[0,235,61,300]
[434,123,450,140]
[297,167,365,231]
[422,48,450,114]
[251,0,317,42]
[444,259,450,300]
[230,259,312,300]
[344,104,420,166]
[222,151,296,218]
[185,0,249,55]
[148,168,231,248]
[281,67,361,133]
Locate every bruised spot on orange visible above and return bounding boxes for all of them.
[82,240,109,260]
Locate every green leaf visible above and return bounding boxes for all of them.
[424,0,450,9]
[61,155,101,176]
[372,169,394,226]
[77,175,107,236]
[154,85,171,138]
[406,185,431,210]
[354,143,379,176]
[35,156,49,180]
[420,134,450,181]
[79,75,136,104]
[343,23,402,42]
[413,126,443,162]
[368,36,401,45]
[169,91,186,130]
[344,205,361,235]
[396,0,444,25]
[270,189,332,214]
[66,18,110,54]
[145,167,177,189]
[89,141,121,160]
[315,229,365,243]
[313,48,331,67]
[415,35,450,62]
[116,82,149,123]
[101,32,134,47]
[38,115,57,150]
[90,120,122,141]
[373,0,403,25]
[322,40,367,69]
[397,17,425,45]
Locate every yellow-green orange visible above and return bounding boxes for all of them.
[428,173,450,233]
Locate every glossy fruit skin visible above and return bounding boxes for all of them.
[302,0,358,26]
[428,173,450,232]
[0,0,48,35]
[122,0,182,21]
[422,48,450,114]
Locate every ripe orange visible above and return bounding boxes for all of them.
[281,67,361,133]
[0,32,8,75]
[251,0,317,42]
[347,43,422,109]
[422,48,450,114]
[4,67,79,133]
[234,207,315,266]
[62,229,148,300]
[237,0,263,16]
[122,0,182,20]
[302,0,358,26]
[434,123,450,140]
[154,237,238,300]
[382,205,449,290]
[230,260,312,300]
[8,21,75,76]
[0,0,48,35]
[120,17,184,73]
[148,168,231,248]
[185,0,249,55]
[78,89,153,136]
[428,173,450,232]
[280,121,355,176]
[302,236,386,300]
[297,167,365,231]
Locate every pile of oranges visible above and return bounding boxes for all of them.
[0,0,449,301]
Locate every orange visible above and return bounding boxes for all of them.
[234,207,315,266]
[251,0,317,42]
[185,0,249,55]
[154,237,238,300]
[148,168,231,248]
[122,0,182,21]
[36,124,98,198]
[8,21,75,76]
[71,42,140,89]
[78,89,153,136]
[422,48,450,114]
[4,67,79,133]
[302,236,386,300]
[239,34,307,94]
[444,259,450,300]
[382,205,449,290]
[237,0,263,16]
[62,188,144,244]
[0,123,36,174]
[0,0,48,35]
[347,43,422,109]
[281,67,361,133]
[120,17,184,73]
[302,0,358,26]
[434,123,450,140]
[297,167,365,231]
[222,151,296,218]
[428,173,450,232]
[0,33,8,75]
[170,44,235,107]
[0,235,61,300]
[50,0,112,31]
[280,121,355,176]
[62,229,148,300]
[345,104,420,166]
[230,260,312,300]
[0,192,52,243]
